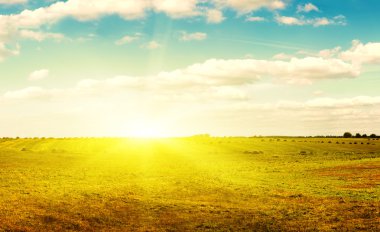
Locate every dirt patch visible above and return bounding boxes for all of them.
[313,162,380,189]
[341,182,379,189]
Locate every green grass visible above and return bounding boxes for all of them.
[0,137,379,231]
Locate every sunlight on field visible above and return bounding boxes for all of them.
[0,137,379,231]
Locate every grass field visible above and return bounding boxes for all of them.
[0,137,379,231]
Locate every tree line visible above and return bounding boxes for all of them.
[343,132,378,138]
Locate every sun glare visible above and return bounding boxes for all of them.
[122,120,170,138]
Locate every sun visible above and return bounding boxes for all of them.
[122,119,171,138]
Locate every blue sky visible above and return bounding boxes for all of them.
[0,0,379,137]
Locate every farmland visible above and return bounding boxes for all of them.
[0,137,379,231]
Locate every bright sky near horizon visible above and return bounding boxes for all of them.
[0,0,380,137]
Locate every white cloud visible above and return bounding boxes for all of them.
[1,1,234,60]
[180,31,207,41]
[115,33,141,45]
[296,40,380,66]
[245,16,265,22]
[152,0,200,18]
[0,0,197,29]
[275,15,304,25]
[0,20,18,44]
[313,17,330,26]
[332,15,347,26]
[74,56,358,89]
[28,69,50,81]
[0,0,26,4]
[19,30,64,42]
[318,46,341,58]
[181,57,359,85]
[297,3,319,13]
[0,42,19,61]
[206,9,225,23]
[1,54,360,102]
[163,57,356,85]
[214,0,286,14]
[141,40,161,49]
[341,40,380,65]
[3,86,49,99]
[275,14,346,27]
[0,0,289,31]
[0,0,295,61]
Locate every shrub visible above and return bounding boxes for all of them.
[244,150,263,155]
[299,151,307,155]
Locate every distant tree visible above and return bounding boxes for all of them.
[343,132,352,138]
[362,134,368,138]
[355,133,361,138]
[370,134,377,138]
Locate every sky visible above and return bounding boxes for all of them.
[0,0,380,137]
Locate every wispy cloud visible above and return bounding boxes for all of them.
[0,0,26,4]
[0,43,19,61]
[206,9,225,23]
[19,30,65,42]
[141,40,161,50]
[214,0,286,14]
[245,16,266,22]
[297,3,319,13]
[28,69,50,81]
[115,33,141,45]
[180,31,207,41]
[275,14,346,27]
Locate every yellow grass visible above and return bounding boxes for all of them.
[0,137,379,231]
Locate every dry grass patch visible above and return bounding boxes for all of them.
[314,162,380,189]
